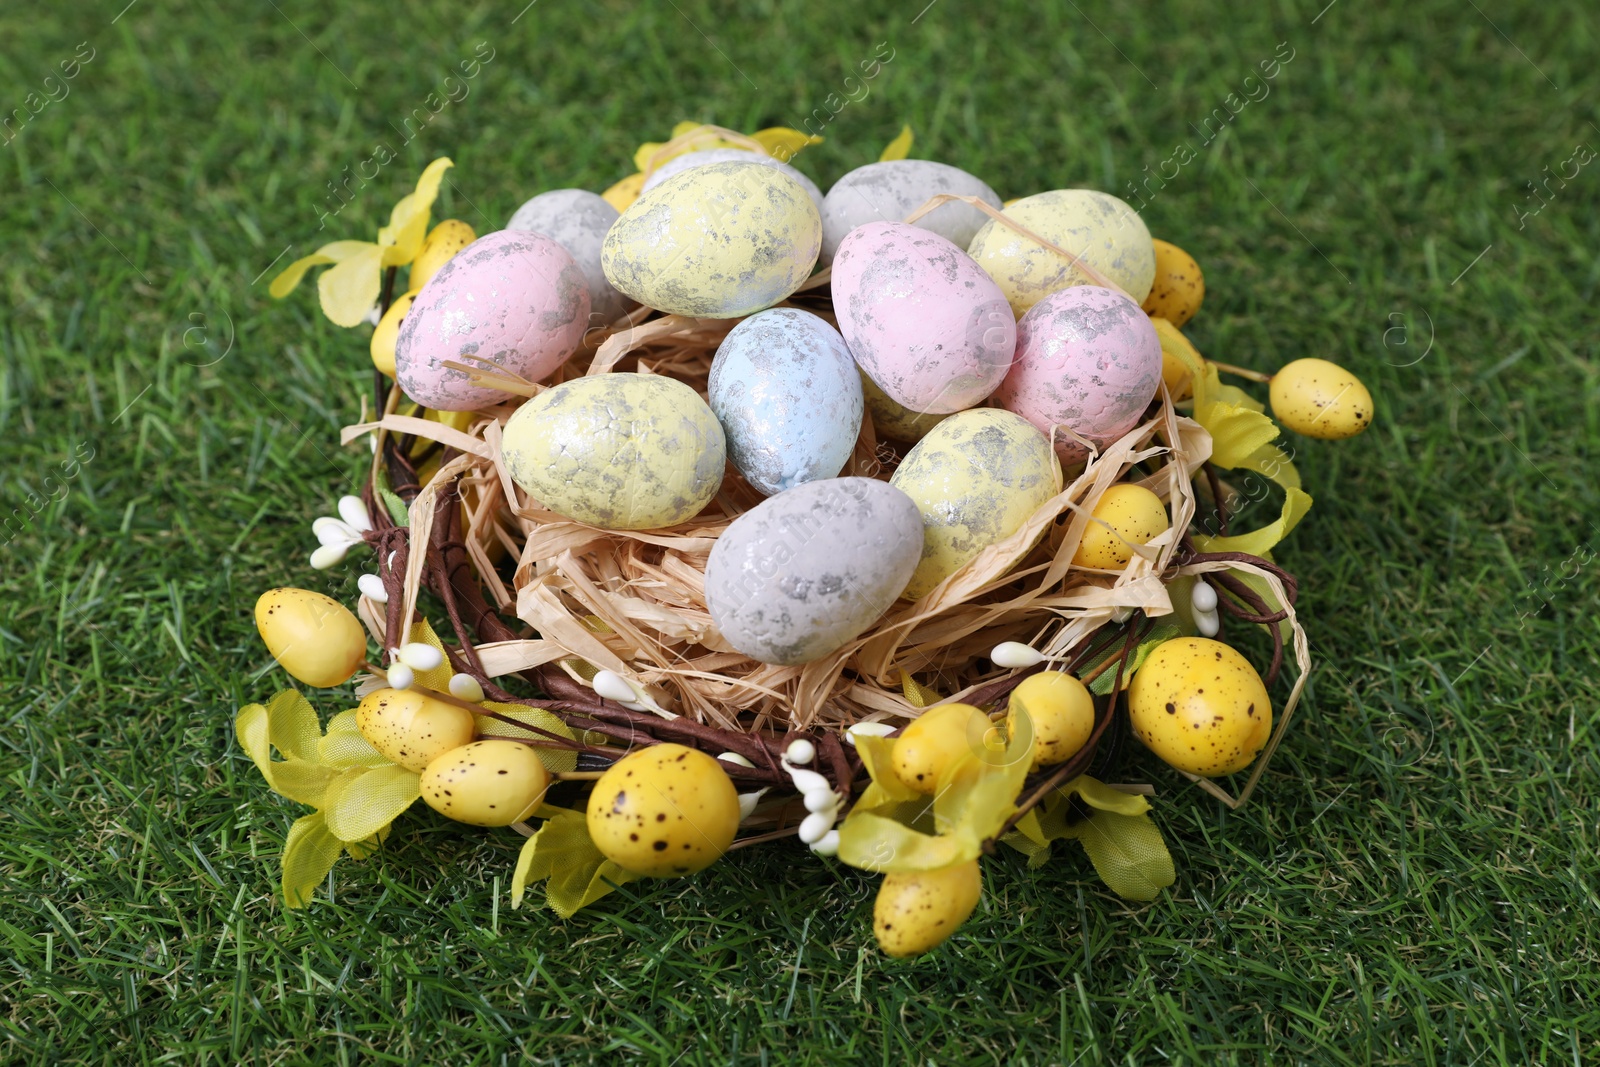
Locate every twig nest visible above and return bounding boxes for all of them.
[1128,638,1272,776]
[586,744,740,877]
[820,159,1002,264]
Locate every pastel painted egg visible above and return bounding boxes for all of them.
[601,161,821,318]
[967,189,1156,316]
[889,409,1061,599]
[709,308,863,496]
[355,688,477,773]
[832,222,1016,415]
[420,740,551,827]
[1269,358,1374,440]
[861,372,948,443]
[994,285,1163,464]
[395,230,591,411]
[506,189,635,325]
[704,477,922,665]
[641,148,824,214]
[820,160,1003,265]
[501,373,726,530]
[1140,238,1205,327]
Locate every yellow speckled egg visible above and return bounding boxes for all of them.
[1150,317,1200,401]
[356,687,477,773]
[501,373,726,530]
[409,219,477,292]
[370,289,418,377]
[601,160,821,318]
[889,409,1061,599]
[873,859,982,957]
[1006,671,1095,770]
[1128,637,1272,776]
[966,189,1155,317]
[586,744,740,877]
[1072,484,1170,570]
[861,372,949,443]
[1269,358,1374,439]
[420,740,551,827]
[892,703,989,795]
[1140,239,1205,327]
[254,588,366,687]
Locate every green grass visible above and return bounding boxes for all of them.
[3,0,1598,1062]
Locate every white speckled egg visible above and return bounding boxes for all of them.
[832,222,1015,415]
[994,285,1163,465]
[821,160,1003,265]
[704,477,922,665]
[506,188,635,326]
[601,161,821,318]
[642,148,825,214]
[501,373,726,530]
[889,409,1061,598]
[966,189,1155,316]
[709,308,863,496]
[395,230,591,411]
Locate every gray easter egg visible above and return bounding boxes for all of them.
[820,159,1003,265]
[506,188,634,325]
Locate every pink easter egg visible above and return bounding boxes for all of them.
[993,285,1162,464]
[832,222,1015,415]
[396,230,591,411]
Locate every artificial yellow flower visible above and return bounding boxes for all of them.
[602,123,823,213]
[270,157,454,327]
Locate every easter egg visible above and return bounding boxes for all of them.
[889,409,1061,599]
[420,740,551,827]
[708,308,863,496]
[704,477,923,665]
[891,702,989,794]
[409,219,477,292]
[1269,358,1374,439]
[1150,316,1200,401]
[395,230,591,411]
[254,588,366,687]
[501,373,726,530]
[1127,637,1272,776]
[966,189,1156,316]
[861,372,949,443]
[832,222,1016,415]
[641,148,824,213]
[1072,484,1170,570]
[506,188,635,325]
[820,159,1003,265]
[601,161,821,318]
[1140,238,1204,327]
[874,859,983,957]
[586,744,740,877]
[370,289,418,377]
[1006,671,1095,770]
[355,688,477,773]
[994,285,1163,464]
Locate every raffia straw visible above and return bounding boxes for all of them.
[639,124,770,181]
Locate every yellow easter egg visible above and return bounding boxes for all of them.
[1071,484,1170,570]
[966,189,1155,317]
[601,160,821,318]
[371,289,419,377]
[861,371,949,443]
[1140,239,1205,327]
[409,219,477,292]
[1269,358,1374,439]
[889,409,1061,599]
[891,703,990,795]
[1149,316,1200,401]
[253,588,366,687]
[1006,670,1095,770]
[586,744,740,877]
[501,373,726,530]
[420,740,551,827]
[355,687,477,773]
[602,172,645,214]
[1127,637,1272,776]
[873,859,983,958]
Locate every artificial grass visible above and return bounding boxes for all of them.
[2,0,1597,1063]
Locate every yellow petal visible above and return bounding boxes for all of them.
[401,617,457,692]
[751,127,823,162]
[836,810,975,872]
[879,124,914,162]
[281,812,343,908]
[1192,486,1312,557]
[1069,810,1176,901]
[317,243,385,327]
[268,241,374,299]
[511,808,640,916]
[900,674,942,708]
[322,764,421,843]
[377,156,455,263]
[477,702,579,773]
[1197,396,1281,470]
[603,173,645,213]
[318,708,391,769]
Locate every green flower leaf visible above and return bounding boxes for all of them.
[511,808,641,918]
[281,812,343,909]
[322,765,421,843]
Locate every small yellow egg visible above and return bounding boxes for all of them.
[1269,358,1374,440]
[1149,316,1199,402]
[586,744,740,877]
[370,289,418,377]
[602,172,645,214]
[891,703,989,795]
[873,859,983,957]
[254,588,367,687]
[409,219,477,292]
[1071,484,1170,570]
[420,740,551,827]
[355,688,477,773]
[1140,239,1205,327]
[1006,671,1095,770]
[1127,637,1272,777]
